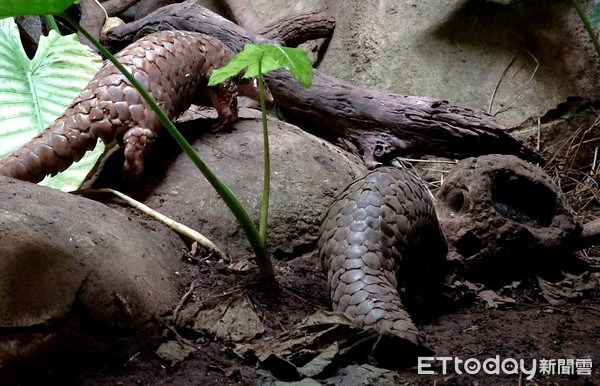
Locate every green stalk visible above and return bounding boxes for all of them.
[257,54,270,243]
[60,14,274,279]
[44,15,60,34]
[570,0,600,61]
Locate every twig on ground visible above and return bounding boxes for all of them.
[173,280,199,321]
[75,188,227,260]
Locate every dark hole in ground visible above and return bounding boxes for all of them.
[491,172,556,227]
[455,230,484,258]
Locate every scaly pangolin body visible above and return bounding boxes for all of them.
[318,167,447,349]
[0,30,261,182]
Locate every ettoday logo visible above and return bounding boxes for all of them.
[418,356,593,379]
[418,356,537,380]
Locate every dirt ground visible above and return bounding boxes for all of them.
[69,127,600,385]
[74,221,599,385]
[19,120,597,385]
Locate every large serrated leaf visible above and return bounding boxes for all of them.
[208,44,313,87]
[0,17,103,191]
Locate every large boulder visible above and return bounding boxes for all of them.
[100,109,369,259]
[0,177,183,382]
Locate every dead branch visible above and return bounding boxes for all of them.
[102,1,271,52]
[257,11,336,47]
[134,0,177,20]
[101,0,142,17]
[223,0,265,32]
[223,0,336,46]
[222,0,333,62]
[103,0,543,165]
[79,0,105,51]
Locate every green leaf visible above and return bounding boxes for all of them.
[208,44,313,87]
[590,2,600,28]
[0,17,103,191]
[38,143,107,192]
[0,0,79,17]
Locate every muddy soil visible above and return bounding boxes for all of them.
[73,211,599,385]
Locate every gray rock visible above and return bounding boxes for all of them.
[321,0,600,128]
[0,177,183,379]
[134,110,368,259]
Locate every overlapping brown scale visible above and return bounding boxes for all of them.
[318,167,447,347]
[0,30,247,182]
[18,148,44,175]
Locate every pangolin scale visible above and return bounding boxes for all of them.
[0,30,259,182]
[318,167,447,349]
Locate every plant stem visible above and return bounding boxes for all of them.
[257,55,270,244]
[570,0,600,61]
[44,15,60,34]
[60,13,274,280]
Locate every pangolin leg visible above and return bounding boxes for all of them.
[0,31,248,183]
[209,80,238,130]
[122,126,156,178]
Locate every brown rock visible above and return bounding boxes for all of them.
[0,177,183,380]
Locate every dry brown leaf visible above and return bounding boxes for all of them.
[155,340,195,366]
[537,272,600,305]
[176,289,264,341]
[478,289,516,309]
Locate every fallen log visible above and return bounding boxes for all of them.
[103,1,543,166]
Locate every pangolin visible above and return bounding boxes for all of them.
[0,30,263,182]
[318,167,447,352]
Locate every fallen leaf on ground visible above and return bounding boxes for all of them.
[298,342,338,378]
[176,289,265,341]
[537,272,600,305]
[478,289,516,308]
[325,363,397,386]
[235,310,432,381]
[155,340,196,366]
